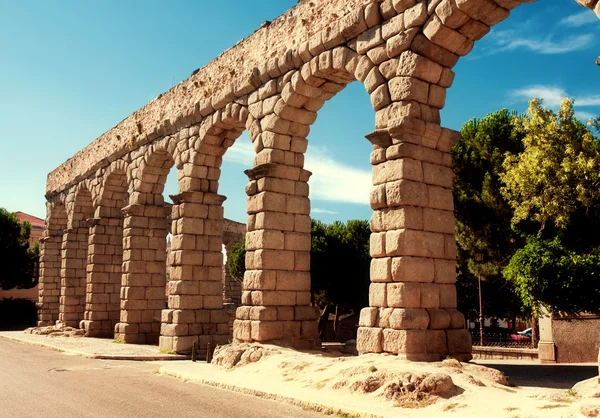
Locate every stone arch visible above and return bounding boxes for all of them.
[159,103,249,353]
[116,145,176,344]
[38,200,68,326]
[81,166,130,337]
[59,186,94,327]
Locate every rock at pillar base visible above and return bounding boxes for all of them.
[446,329,473,362]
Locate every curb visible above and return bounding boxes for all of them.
[0,334,190,361]
[159,366,385,418]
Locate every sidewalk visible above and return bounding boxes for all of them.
[0,330,188,360]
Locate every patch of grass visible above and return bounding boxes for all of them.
[112,339,124,344]
[315,379,330,389]
[442,403,466,412]
[538,404,568,409]
[368,365,378,373]
[566,388,579,398]
[504,407,519,411]
[292,361,310,372]
[159,348,176,355]
[395,393,437,409]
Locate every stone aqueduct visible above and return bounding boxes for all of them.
[40,0,600,361]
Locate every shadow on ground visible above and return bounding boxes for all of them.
[480,363,597,389]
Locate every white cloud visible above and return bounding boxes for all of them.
[305,146,371,205]
[223,140,371,206]
[576,110,596,120]
[560,11,599,27]
[512,85,600,109]
[223,140,254,166]
[311,208,338,215]
[491,30,594,54]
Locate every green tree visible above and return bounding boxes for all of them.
[452,109,528,323]
[227,236,246,282]
[500,98,600,315]
[226,219,371,317]
[0,208,39,290]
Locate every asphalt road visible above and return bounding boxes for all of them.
[0,339,323,418]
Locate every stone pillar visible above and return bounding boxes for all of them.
[159,191,230,354]
[81,216,123,337]
[356,122,472,361]
[38,233,63,326]
[115,203,169,344]
[58,224,89,327]
[233,163,319,349]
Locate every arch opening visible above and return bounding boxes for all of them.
[59,188,93,327]
[82,169,129,337]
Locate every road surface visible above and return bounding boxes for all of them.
[0,338,323,418]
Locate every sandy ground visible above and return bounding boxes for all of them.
[2,331,600,417]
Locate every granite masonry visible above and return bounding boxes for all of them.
[40,0,600,360]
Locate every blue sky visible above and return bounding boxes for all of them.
[1,0,598,224]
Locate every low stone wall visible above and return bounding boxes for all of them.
[472,346,538,361]
[540,314,600,363]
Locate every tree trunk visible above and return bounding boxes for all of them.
[531,314,538,348]
[333,304,340,341]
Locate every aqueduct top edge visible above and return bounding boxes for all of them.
[46,0,363,198]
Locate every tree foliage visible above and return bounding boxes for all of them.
[226,219,371,314]
[227,236,246,282]
[0,208,39,290]
[452,109,528,321]
[501,99,600,231]
[497,98,600,315]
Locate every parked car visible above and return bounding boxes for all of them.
[518,328,532,337]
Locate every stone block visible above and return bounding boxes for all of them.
[276,271,310,291]
[359,307,378,327]
[434,259,456,283]
[249,306,278,321]
[389,308,429,330]
[254,249,295,271]
[243,269,277,291]
[382,14,404,40]
[455,0,510,26]
[421,283,440,309]
[445,235,457,260]
[386,229,445,258]
[427,308,451,329]
[436,0,470,28]
[423,162,453,188]
[378,307,393,328]
[295,306,319,321]
[370,232,386,258]
[245,230,285,251]
[371,257,392,283]
[369,283,387,307]
[423,208,455,234]
[425,329,447,354]
[387,282,421,308]
[391,256,435,283]
[385,179,428,208]
[386,27,419,58]
[446,309,465,329]
[389,76,430,105]
[382,328,402,354]
[357,26,384,54]
[301,320,319,339]
[372,158,423,185]
[251,290,296,306]
[439,284,457,308]
[423,15,468,54]
[397,51,443,85]
[357,327,383,353]
[251,320,284,341]
[427,185,453,211]
[381,206,423,231]
[233,319,251,341]
[458,19,490,41]
[397,329,426,354]
[446,329,472,354]
[277,306,294,321]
